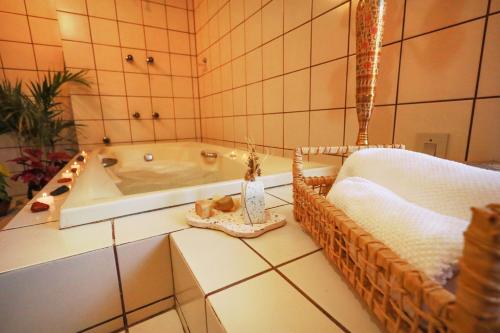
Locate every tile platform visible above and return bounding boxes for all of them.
[0,184,381,332]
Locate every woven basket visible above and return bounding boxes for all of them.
[292,145,500,333]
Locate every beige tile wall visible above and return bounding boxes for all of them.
[55,0,201,149]
[0,0,71,196]
[194,0,500,163]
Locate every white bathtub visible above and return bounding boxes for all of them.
[60,142,334,228]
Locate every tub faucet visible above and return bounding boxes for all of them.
[144,153,154,161]
[201,150,218,158]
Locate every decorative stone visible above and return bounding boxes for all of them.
[195,199,213,218]
[31,201,49,213]
[241,180,266,225]
[50,185,70,196]
[213,196,235,212]
[186,208,286,238]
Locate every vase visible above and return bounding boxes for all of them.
[355,0,386,145]
[0,198,11,217]
[241,180,265,225]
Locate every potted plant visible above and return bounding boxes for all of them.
[0,70,89,198]
[0,163,11,216]
[241,141,266,225]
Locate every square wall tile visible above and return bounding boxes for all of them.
[34,45,64,71]
[404,0,488,38]
[150,75,173,97]
[125,73,151,96]
[26,0,57,18]
[155,119,176,140]
[94,45,123,71]
[119,22,146,48]
[128,97,152,119]
[478,13,500,97]
[283,0,312,32]
[117,235,173,312]
[231,24,245,57]
[101,96,129,119]
[152,97,175,118]
[234,116,248,142]
[309,109,344,146]
[264,113,283,147]
[169,31,190,54]
[394,100,472,161]
[467,98,500,162]
[310,58,347,110]
[223,117,235,141]
[222,91,233,116]
[245,47,263,83]
[71,95,102,120]
[262,0,283,43]
[174,98,194,118]
[245,0,261,18]
[172,76,193,97]
[0,0,25,14]
[176,119,196,139]
[398,20,484,103]
[131,119,155,141]
[0,12,31,42]
[248,114,263,145]
[62,41,95,69]
[263,36,283,79]
[168,6,189,31]
[284,22,311,73]
[345,106,395,145]
[104,120,132,142]
[98,71,126,95]
[247,82,263,114]
[89,17,120,45]
[58,11,91,42]
[87,0,117,19]
[122,48,148,73]
[145,26,169,52]
[313,0,346,16]
[232,57,246,87]
[311,2,349,65]
[170,54,191,76]
[284,111,309,149]
[76,120,105,144]
[245,10,262,51]
[0,41,36,70]
[284,69,310,112]
[142,1,167,28]
[29,17,61,45]
[230,0,245,28]
[116,0,143,24]
[263,76,283,114]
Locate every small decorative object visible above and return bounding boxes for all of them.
[57,177,72,183]
[355,0,386,145]
[241,140,265,225]
[213,196,235,212]
[76,155,85,162]
[186,208,286,238]
[70,162,80,174]
[31,201,49,213]
[0,163,11,216]
[50,185,69,196]
[195,199,214,218]
[61,170,74,181]
[37,192,54,206]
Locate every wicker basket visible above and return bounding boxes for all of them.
[292,145,500,333]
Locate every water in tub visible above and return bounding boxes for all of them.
[103,149,242,195]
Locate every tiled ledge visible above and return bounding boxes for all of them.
[171,184,382,333]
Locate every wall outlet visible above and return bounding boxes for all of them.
[416,133,449,158]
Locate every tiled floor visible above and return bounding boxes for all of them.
[127,309,184,333]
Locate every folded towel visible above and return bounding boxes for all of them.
[327,177,469,284]
[336,149,500,221]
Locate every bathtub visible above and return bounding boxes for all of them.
[60,142,334,228]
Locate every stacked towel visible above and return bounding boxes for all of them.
[327,177,469,284]
[336,149,500,221]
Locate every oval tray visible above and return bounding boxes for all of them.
[185,208,286,238]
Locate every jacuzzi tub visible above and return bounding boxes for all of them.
[60,142,334,228]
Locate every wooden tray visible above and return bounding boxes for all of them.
[185,208,286,238]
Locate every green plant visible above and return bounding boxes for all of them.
[0,163,11,202]
[0,69,90,150]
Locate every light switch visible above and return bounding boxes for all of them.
[416,133,449,158]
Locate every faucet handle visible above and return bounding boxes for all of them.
[146,56,154,64]
[152,112,159,119]
[125,54,134,62]
[102,136,111,144]
[132,112,141,119]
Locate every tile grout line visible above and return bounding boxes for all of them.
[465,0,492,161]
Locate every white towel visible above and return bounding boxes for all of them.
[336,149,500,221]
[327,177,469,284]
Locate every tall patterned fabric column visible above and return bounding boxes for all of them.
[355,0,385,145]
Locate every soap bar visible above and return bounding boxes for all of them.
[195,200,213,218]
[31,201,49,213]
[213,196,234,212]
[50,185,69,196]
